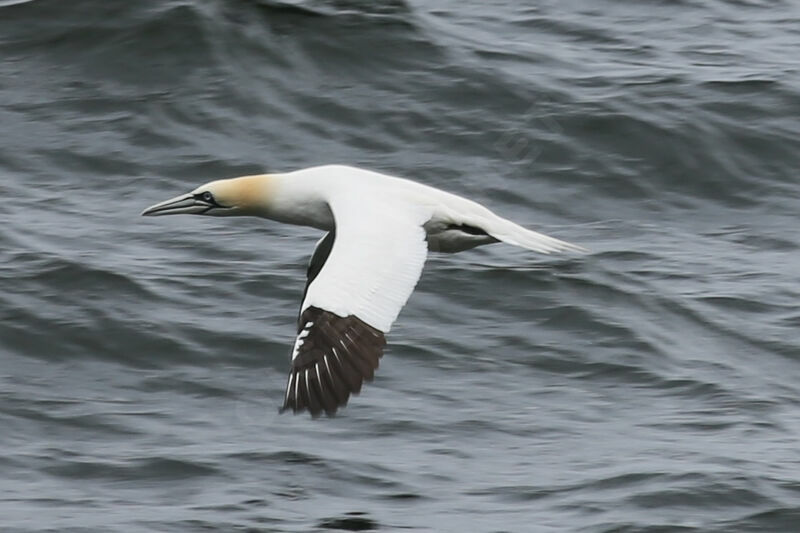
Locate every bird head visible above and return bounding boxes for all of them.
[141,175,274,217]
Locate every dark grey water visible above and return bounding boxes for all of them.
[3,0,800,531]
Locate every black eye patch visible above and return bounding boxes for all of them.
[195,191,221,206]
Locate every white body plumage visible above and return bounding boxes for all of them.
[142,164,584,417]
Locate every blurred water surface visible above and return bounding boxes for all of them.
[2,0,800,531]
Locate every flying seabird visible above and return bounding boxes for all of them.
[142,165,584,417]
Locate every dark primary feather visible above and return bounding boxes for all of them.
[282,227,386,417]
[281,306,386,417]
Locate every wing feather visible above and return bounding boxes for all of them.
[281,198,429,417]
[301,197,429,333]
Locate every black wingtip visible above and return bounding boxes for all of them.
[279,307,386,418]
[278,400,339,419]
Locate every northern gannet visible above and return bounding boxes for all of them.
[142,165,584,417]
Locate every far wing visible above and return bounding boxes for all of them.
[281,197,429,417]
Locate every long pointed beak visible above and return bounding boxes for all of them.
[141,193,210,216]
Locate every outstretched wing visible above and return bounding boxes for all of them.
[281,197,430,417]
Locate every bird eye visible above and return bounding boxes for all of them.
[202,191,214,203]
